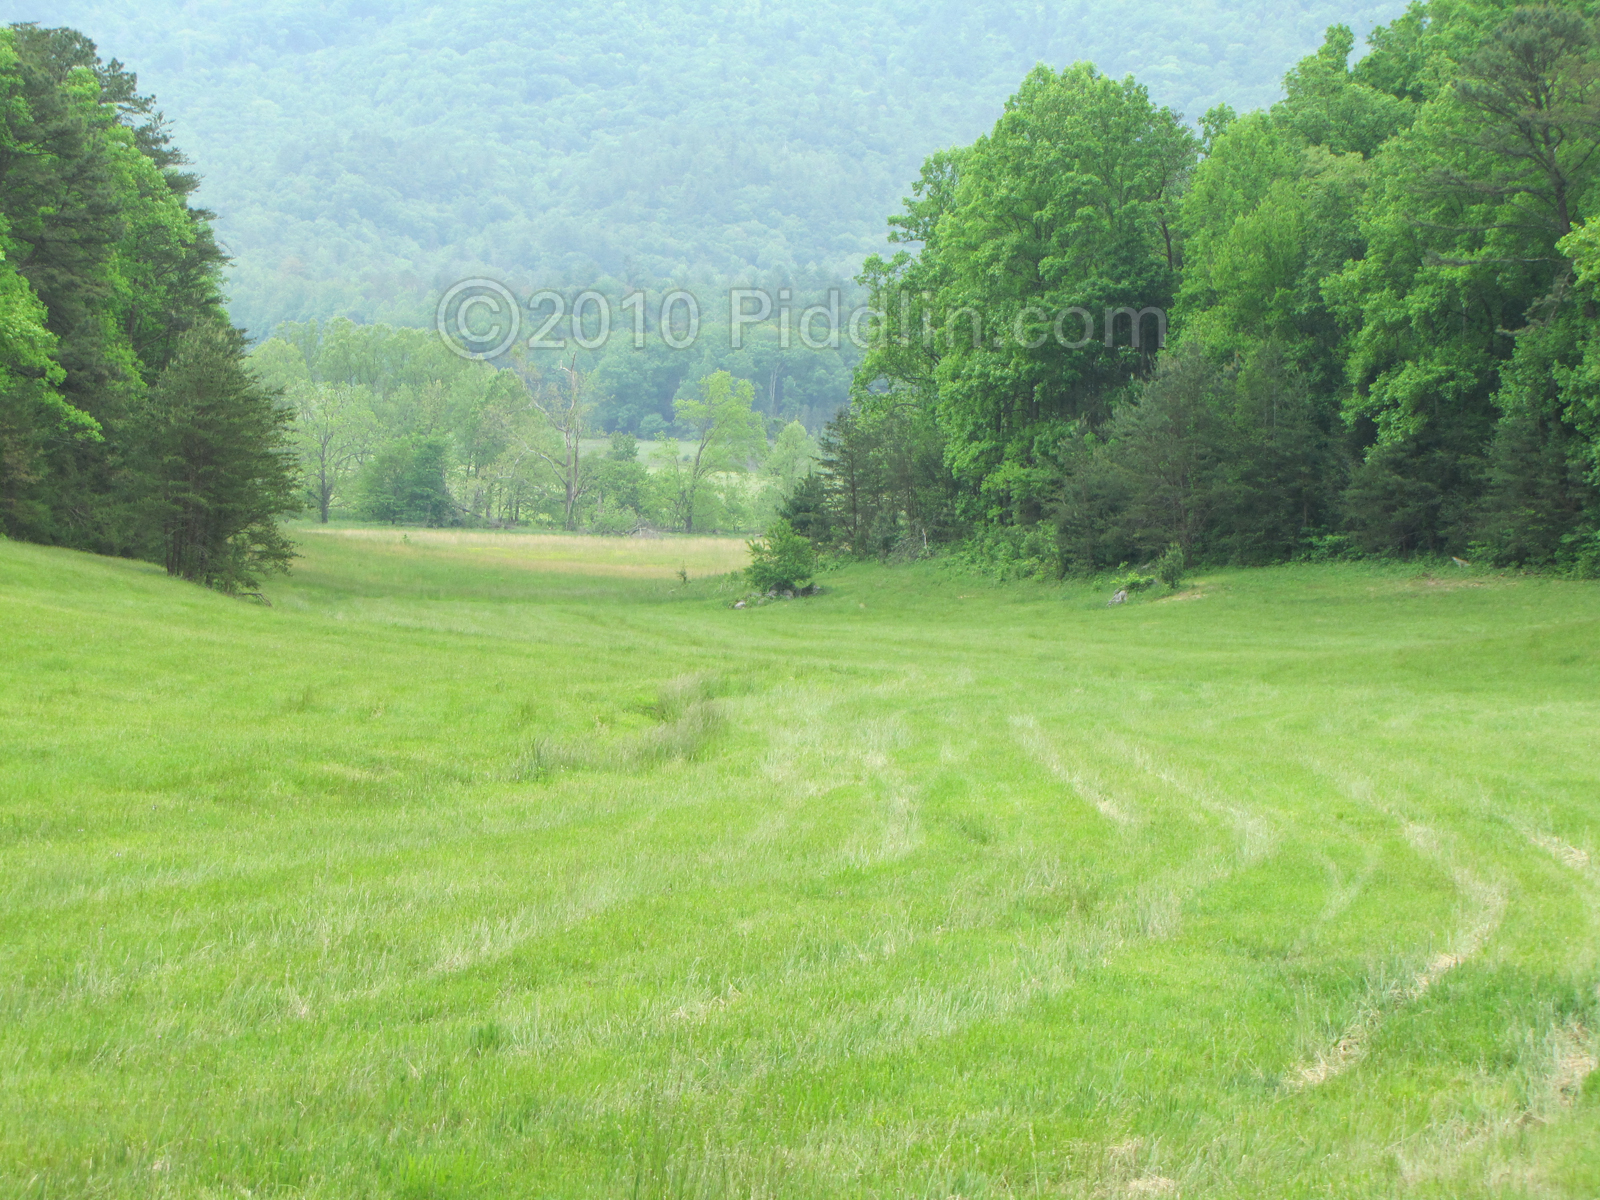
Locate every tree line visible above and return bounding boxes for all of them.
[803,1,1600,577]
[0,24,295,591]
[248,319,819,536]
[0,13,826,588]
[11,5,1600,585]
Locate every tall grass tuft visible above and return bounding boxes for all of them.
[510,674,727,780]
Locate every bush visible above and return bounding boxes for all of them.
[1154,542,1185,590]
[1116,574,1156,593]
[1564,528,1600,579]
[1108,565,1157,594]
[1296,532,1355,562]
[746,518,816,593]
[953,524,1055,580]
[588,506,643,536]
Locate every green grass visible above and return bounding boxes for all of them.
[1,531,1597,1199]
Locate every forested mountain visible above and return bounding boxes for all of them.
[0,0,1404,336]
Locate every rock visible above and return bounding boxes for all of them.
[1108,589,1128,606]
[733,600,746,609]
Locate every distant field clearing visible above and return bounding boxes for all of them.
[295,526,751,578]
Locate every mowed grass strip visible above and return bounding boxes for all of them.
[1,532,1597,1199]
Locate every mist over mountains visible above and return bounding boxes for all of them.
[7,0,1405,335]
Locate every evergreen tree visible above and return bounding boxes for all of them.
[136,324,298,589]
[0,23,238,567]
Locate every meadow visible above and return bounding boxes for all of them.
[1,529,1597,1199]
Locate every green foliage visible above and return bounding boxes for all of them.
[589,452,652,533]
[25,2,1600,582]
[281,382,378,523]
[0,237,88,533]
[135,324,299,589]
[356,437,454,527]
[744,517,817,593]
[950,523,1059,580]
[1109,566,1158,594]
[1275,23,1412,155]
[825,0,1600,574]
[1051,345,1338,572]
[1565,528,1600,577]
[658,370,765,533]
[0,24,294,584]
[246,321,812,537]
[1315,3,1600,558]
[776,472,829,542]
[252,318,548,527]
[1154,541,1186,589]
[764,420,820,495]
[1297,531,1356,561]
[814,401,958,558]
[856,63,1197,521]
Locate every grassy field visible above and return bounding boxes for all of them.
[1,530,1597,1199]
[292,526,751,579]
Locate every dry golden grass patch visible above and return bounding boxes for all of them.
[297,526,750,578]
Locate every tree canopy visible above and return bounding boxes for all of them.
[815,0,1600,575]
[0,24,297,587]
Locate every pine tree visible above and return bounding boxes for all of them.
[136,323,298,589]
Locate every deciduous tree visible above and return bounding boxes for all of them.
[658,370,764,533]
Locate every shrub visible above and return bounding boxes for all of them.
[1297,532,1355,562]
[1154,542,1185,590]
[1108,563,1157,594]
[588,506,642,536]
[746,518,816,593]
[1565,528,1600,579]
[953,524,1055,580]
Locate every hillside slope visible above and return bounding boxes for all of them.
[3,0,1406,333]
